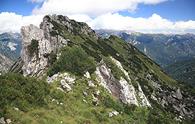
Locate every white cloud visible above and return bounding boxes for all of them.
[32,0,167,16]
[67,14,92,23]
[87,13,195,33]
[7,42,17,51]
[0,12,43,33]
[0,12,195,34]
[0,0,195,34]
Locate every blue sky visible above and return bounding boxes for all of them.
[0,0,195,33]
[1,0,195,21]
[120,0,195,21]
[0,0,36,15]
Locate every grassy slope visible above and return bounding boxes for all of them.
[2,16,194,124]
[165,59,195,86]
[2,73,152,124]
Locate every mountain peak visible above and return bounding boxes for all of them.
[19,14,98,76]
[40,14,98,39]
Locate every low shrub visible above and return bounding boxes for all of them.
[0,73,49,116]
[48,45,96,76]
[27,39,39,57]
[103,57,126,80]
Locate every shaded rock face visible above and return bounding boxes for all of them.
[157,87,195,119]
[94,56,194,118]
[9,57,23,74]
[95,62,121,97]
[0,53,13,73]
[145,72,195,119]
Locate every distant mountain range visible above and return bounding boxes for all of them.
[0,32,22,72]
[96,30,195,86]
[96,30,195,67]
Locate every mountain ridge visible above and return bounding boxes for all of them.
[1,15,194,124]
[96,29,195,86]
[96,29,195,67]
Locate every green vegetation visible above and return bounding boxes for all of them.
[0,73,139,123]
[0,73,49,117]
[0,73,180,124]
[48,46,96,76]
[147,107,178,124]
[165,59,195,86]
[47,51,57,65]
[5,15,195,123]
[27,39,39,57]
[103,56,126,80]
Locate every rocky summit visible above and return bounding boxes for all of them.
[1,15,195,124]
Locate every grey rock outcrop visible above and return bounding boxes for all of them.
[20,15,69,76]
[41,15,98,39]
[0,117,5,124]
[109,110,119,117]
[21,24,52,76]
[9,57,23,73]
[0,53,13,73]
[19,14,98,76]
[95,60,139,106]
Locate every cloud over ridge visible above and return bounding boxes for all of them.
[32,0,167,16]
[0,0,195,34]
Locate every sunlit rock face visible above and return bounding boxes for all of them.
[94,57,154,107]
[21,24,52,76]
[20,15,99,77]
[119,77,138,105]
[20,15,69,77]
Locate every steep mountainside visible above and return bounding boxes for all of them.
[165,59,195,86]
[0,53,13,73]
[0,33,22,72]
[1,15,194,124]
[96,30,195,67]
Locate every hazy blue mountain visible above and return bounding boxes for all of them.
[96,30,195,67]
[0,32,22,72]
[0,32,22,60]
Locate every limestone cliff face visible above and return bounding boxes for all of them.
[95,59,151,107]
[21,25,51,76]
[20,15,97,76]
[21,16,68,76]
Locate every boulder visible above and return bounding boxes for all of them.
[109,110,119,117]
[0,117,5,124]
[60,79,72,92]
